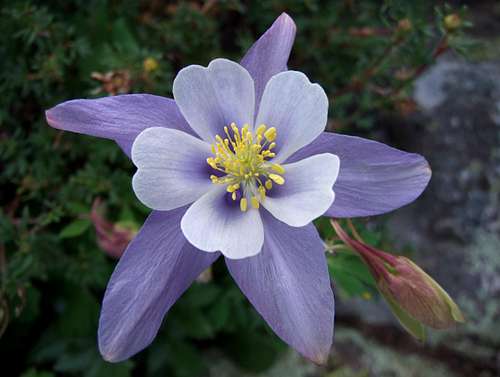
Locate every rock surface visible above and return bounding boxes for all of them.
[395,56,500,375]
[333,56,500,377]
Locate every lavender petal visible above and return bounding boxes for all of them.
[255,71,329,163]
[181,186,264,259]
[263,153,339,227]
[172,59,255,142]
[131,127,212,211]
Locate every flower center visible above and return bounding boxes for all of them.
[207,122,285,212]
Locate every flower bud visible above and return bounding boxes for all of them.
[91,70,131,96]
[377,256,465,329]
[397,19,412,32]
[331,220,464,337]
[90,199,137,258]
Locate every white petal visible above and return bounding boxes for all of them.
[173,58,255,142]
[181,186,264,259]
[131,127,212,211]
[255,71,328,163]
[262,153,340,227]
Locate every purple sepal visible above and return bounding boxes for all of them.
[226,210,334,364]
[288,132,432,218]
[240,13,296,114]
[98,207,219,362]
[45,94,193,157]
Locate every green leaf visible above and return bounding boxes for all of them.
[65,202,90,215]
[57,289,99,337]
[222,331,285,373]
[207,293,231,331]
[328,252,376,298]
[20,369,55,377]
[166,340,207,377]
[173,308,214,339]
[183,283,221,308]
[59,219,91,239]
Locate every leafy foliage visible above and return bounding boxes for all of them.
[0,1,469,376]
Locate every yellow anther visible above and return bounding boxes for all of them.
[264,127,277,142]
[226,183,240,193]
[265,180,273,190]
[268,142,276,150]
[258,186,266,200]
[269,173,285,185]
[256,124,267,135]
[240,198,248,212]
[232,192,237,200]
[271,164,285,174]
[251,196,260,209]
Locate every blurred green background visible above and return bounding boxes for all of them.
[1,1,499,376]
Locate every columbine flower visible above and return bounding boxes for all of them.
[45,14,431,364]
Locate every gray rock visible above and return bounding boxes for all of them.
[334,57,500,377]
[387,57,500,375]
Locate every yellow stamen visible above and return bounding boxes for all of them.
[240,198,248,212]
[271,164,285,174]
[206,123,285,212]
[250,196,260,209]
[269,173,285,185]
[264,127,277,142]
[256,124,267,135]
[258,186,266,200]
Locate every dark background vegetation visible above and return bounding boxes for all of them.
[1,1,498,376]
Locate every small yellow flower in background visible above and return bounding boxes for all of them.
[143,57,159,73]
[444,13,462,32]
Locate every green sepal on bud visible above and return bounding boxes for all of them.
[380,288,426,341]
[331,220,465,339]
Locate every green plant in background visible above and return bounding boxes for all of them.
[0,1,470,376]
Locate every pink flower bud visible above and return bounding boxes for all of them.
[90,199,137,259]
[331,220,464,335]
